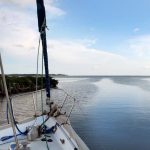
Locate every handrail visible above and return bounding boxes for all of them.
[56,88,77,124]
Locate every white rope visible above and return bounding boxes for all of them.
[35,36,41,115]
[32,93,37,116]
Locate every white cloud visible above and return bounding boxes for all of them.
[45,1,66,16]
[0,0,33,5]
[144,64,150,69]
[1,13,150,76]
[2,32,150,75]
[128,35,150,57]
[0,6,38,55]
[1,1,150,75]
[76,38,97,47]
[0,0,65,58]
[0,0,65,17]
[1,29,141,75]
[0,0,63,74]
[44,39,148,75]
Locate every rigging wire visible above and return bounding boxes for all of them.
[35,36,41,116]
[0,53,19,149]
[6,98,27,135]
[53,88,77,124]
[37,31,50,150]
[3,95,38,142]
[41,48,44,116]
[40,37,50,150]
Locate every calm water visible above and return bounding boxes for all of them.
[57,77,150,150]
[1,76,150,150]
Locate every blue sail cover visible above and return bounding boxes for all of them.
[36,0,50,99]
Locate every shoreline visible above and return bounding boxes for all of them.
[0,75,58,97]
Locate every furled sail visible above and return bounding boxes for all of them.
[36,0,50,100]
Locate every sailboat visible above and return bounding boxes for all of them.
[0,0,89,149]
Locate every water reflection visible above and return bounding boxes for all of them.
[84,76,150,92]
[58,77,150,150]
[57,76,150,91]
[109,76,150,92]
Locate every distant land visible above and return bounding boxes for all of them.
[7,74,68,77]
[0,74,58,97]
[53,75,150,78]
[6,74,150,78]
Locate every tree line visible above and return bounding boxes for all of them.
[0,75,58,96]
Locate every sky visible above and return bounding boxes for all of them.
[1,0,150,75]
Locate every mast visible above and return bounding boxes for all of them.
[36,0,51,102]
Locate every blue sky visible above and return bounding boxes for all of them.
[51,0,150,49]
[1,0,150,75]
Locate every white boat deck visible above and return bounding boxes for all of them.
[1,136,63,150]
[0,115,89,150]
